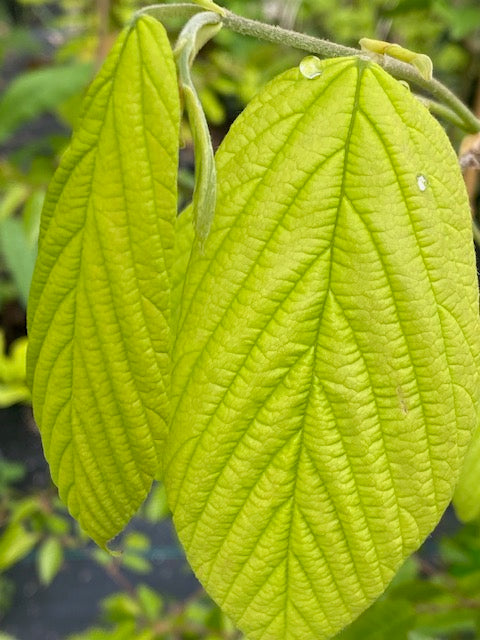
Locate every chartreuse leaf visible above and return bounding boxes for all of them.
[27,16,180,546]
[165,57,480,639]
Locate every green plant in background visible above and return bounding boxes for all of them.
[0,473,175,637]
[0,469,70,589]
[24,1,480,639]
[0,457,65,623]
[0,331,29,406]
[0,62,93,147]
[68,586,242,640]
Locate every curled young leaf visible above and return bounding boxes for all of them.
[175,12,222,245]
[359,38,433,80]
[27,16,180,546]
[166,58,480,639]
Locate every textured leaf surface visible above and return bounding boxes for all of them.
[166,58,480,639]
[27,16,180,546]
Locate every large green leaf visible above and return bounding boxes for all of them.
[27,16,180,546]
[165,57,480,639]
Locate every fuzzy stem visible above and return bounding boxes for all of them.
[135,3,480,133]
[221,11,480,133]
[221,11,358,59]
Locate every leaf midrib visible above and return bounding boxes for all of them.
[282,59,368,639]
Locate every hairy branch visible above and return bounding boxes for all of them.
[135,3,480,133]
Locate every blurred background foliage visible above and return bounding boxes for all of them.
[1,1,480,639]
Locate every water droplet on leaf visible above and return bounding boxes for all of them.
[417,174,428,192]
[299,56,323,79]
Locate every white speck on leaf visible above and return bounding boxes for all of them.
[417,174,428,192]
